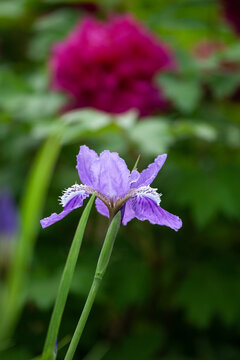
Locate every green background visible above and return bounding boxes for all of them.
[0,0,240,359]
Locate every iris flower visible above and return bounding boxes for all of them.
[40,146,182,231]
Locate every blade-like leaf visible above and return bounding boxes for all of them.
[42,193,96,360]
[0,129,63,344]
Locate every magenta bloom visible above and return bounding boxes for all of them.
[40,146,182,231]
[50,15,176,116]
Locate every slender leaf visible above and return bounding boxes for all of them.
[0,129,63,344]
[42,193,96,360]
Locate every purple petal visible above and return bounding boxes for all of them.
[76,145,98,186]
[94,150,130,199]
[122,199,136,225]
[40,209,73,229]
[133,154,167,188]
[40,185,90,228]
[132,194,182,231]
[95,198,109,218]
[130,169,140,185]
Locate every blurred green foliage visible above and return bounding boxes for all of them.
[0,0,240,359]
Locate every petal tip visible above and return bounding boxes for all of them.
[173,217,183,231]
[79,144,90,152]
[40,216,55,229]
[156,153,167,164]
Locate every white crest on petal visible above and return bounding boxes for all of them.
[60,184,89,207]
[133,186,161,205]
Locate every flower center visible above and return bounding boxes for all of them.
[97,186,161,216]
[60,184,161,219]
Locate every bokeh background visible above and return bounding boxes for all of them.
[1,0,240,359]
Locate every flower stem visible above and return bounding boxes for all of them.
[64,211,121,360]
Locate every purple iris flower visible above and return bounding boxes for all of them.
[40,146,182,231]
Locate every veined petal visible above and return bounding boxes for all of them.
[40,184,90,228]
[131,186,182,231]
[95,198,109,218]
[94,150,130,199]
[133,154,167,188]
[40,209,74,229]
[122,199,136,225]
[76,145,98,187]
[122,186,160,225]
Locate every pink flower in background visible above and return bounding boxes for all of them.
[50,15,176,116]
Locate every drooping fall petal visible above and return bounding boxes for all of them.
[40,185,90,228]
[132,192,182,231]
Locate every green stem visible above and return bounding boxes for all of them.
[42,193,96,360]
[64,211,121,360]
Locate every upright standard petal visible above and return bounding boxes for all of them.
[131,187,182,231]
[40,184,90,228]
[94,150,130,199]
[130,169,140,186]
[76,145,99,187]
[133,154,167,188]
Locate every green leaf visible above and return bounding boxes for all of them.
[0,0,25,20]
[42,193,96,360]
[61,109,111,125]
[173,120,217,141]
[61,109,112,144]
[1,93,64,121]
[130,119,173,155]
[158,74,203,113]
[114,110,138,130]
[0,129,63,343]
